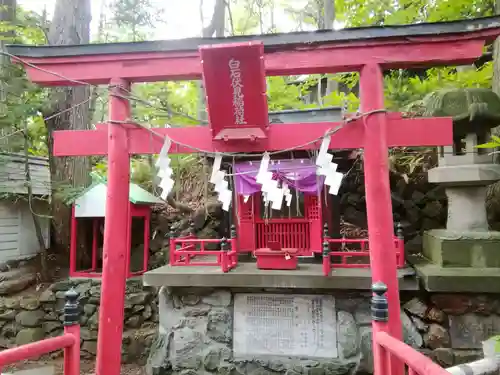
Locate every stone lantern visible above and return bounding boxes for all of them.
[422,88,500,268]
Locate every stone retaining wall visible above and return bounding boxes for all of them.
[1,277,498,372]
[0,278,158,364]
[147,287,499,375]
[338,168,448,253]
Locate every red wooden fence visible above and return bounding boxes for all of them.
[169,227,238,272]
[374,331,451,375]
[371,282,449,375]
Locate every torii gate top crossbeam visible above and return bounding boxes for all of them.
[5,16,500,85]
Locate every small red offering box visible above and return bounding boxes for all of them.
[254,248,299,270]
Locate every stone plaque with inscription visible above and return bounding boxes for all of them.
[233,293,337,359]
[449,314,500,349]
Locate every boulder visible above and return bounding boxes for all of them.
[0,271,36,296]
[15,310,45,327]
[19,297,41,311]
[15,327,45,345]
[337,311,359,359]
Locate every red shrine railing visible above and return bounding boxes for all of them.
[371,283,449,375]
[169,222,406,274]
[375,332,451,375]
[322,223,405,276]
[0,290,80,375]
[169,226,238,272]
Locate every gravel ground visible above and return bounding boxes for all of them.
[3,357,146,375]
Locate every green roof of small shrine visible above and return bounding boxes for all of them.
[72,172,163,206]
[126,183,164,205]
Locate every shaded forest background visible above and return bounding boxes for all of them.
[0,0,499,266]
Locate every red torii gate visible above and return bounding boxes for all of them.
[7,16,500,375]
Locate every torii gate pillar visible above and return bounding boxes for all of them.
[95,79,131,375]
[360,64,402,374]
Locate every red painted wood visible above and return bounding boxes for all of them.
[0,334,75,367]
[170,232,176,265]
[143,211,151,274]
[235,195,256,252]
[360,64,403,375]
[200,42,269,139]
[63,324,81,375]
[306,195,323,255]
[130,203,151,216]
[19,39,485,84]
[71,206,150,277]
[69,206,77,275]
[170,238,238,272]
[375,332,451,375]
[395,237,405,268]
[323,238,404,269]
[254,248,299,270]
[250,191,316,256]
[92,218,98,271]
[95,79,131,375]
[53,115,452,156]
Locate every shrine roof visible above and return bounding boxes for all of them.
[6,15,500,58]
[72,173,163,210]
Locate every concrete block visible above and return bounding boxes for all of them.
[409,255,500,293]
[428,164,500,186]
[423,230,500,268]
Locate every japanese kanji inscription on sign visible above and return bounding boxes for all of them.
[233,293,338,359]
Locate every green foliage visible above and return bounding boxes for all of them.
[229,0,261,35]
[267,77,305,111]
[52,181,87,205]
[335,0,494,27]
[132,82,200,127]
[0,5,48,155]
[278,0,495,113]
[15,7,49,45]
[322,91,360,111]
[105,0,166,42]
[477,135,500,150]
[283,0,338,30]
[384,64,493,110]
[228,0,281,34]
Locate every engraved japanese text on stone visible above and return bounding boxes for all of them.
[233,293,337,359]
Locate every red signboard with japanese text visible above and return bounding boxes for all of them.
[200,41,269,140]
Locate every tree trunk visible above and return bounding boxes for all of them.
[323,0,334,29]
[23,121,49,280]
[44,0,92,253]
[322,0,338,96]
[197,0,226,121]
[202,0,225,37]
[0,0,16,67]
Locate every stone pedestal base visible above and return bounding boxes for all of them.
[446,186,488,231]
[147,287,423,375]
[409,254,500,293]
[423,229,500,268]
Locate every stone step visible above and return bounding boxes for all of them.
[2,366,54,375]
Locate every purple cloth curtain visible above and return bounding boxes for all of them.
[233,159,324,195]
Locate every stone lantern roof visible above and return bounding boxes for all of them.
[422,87,500,137]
